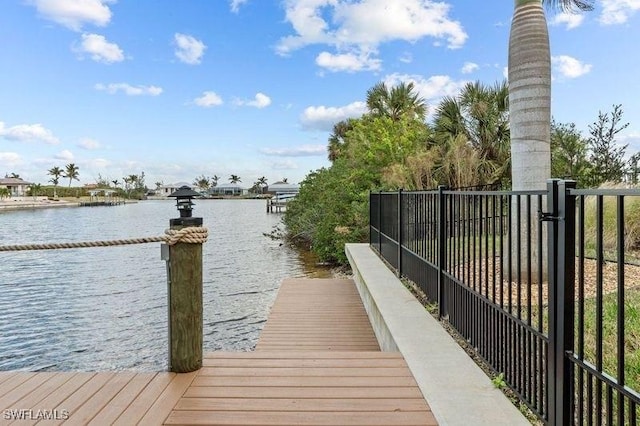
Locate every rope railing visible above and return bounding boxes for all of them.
[0,226,208,252]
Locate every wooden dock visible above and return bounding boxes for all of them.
[0,279,436,425]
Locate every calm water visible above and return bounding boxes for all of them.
[0,200,328,372]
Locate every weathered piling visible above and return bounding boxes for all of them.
[166,185,204,373]
[167,217,203,372]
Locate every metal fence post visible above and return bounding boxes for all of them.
[437,185,447,319]
[369,191,373,247]
[378,190,382,254]
[546,178,560,424]
[554,179,577,425]
[397,189,403,278]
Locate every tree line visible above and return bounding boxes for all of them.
[284,80,635,264]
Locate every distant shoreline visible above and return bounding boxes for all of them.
[0,199,79,212]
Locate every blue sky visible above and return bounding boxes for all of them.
[1,0,639,188]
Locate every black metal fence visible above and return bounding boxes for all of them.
[370,179,640,425]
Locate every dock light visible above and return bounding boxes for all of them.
[168,185,201,218]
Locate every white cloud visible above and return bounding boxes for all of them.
[230,0,248,13]
[461,62,479,74]
[95,83,163,96]
[503,66,508,79]
[260,145,326,157]
[399,52,413,63]
[550,12,585,29]
[76,33,124,63]
[383,73,468,103]
[194,91,223,107]
[78,138,101,150]
[315,51,381,72]
[552,55,592,78]
[0,152,22,167]
[54,149,74,161]
[277,0,467,72]
[271,160,299,170]
[235,93,272,108]
[599,0,640,25]
[174,33,206,65]
[29,0,114,31]
[300,101,367,131]
[85,158,111,168]
[0,121,60,144]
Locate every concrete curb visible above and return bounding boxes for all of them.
[346,243,531,426]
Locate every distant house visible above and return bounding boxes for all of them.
[158,182,192,197]
[209,182,247,196]
[0,177,33,197]
[265,181,300,195]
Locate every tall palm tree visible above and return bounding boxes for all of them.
[211,175,219,187]
[48,166,63,198]
[63,163,79,187]
[509,0,593,191]
[366,81,427,122]
[194,175,211,193]
[229,175,241,184]
[508,0,592,283]
[257,176,268,194]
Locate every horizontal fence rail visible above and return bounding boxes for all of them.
[370,180,640,425]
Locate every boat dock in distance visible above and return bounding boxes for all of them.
[266,192,296,213]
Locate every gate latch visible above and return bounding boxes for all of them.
[538,211,563,222]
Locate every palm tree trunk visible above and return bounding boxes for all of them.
[509,0,551,191]
[508,0,552,281]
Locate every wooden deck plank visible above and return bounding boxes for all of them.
[0,373,36,399]
[8,373,95,426]
[255,279,381,351]
[202,357,407,368]
[198,367,413,377]
[36,372,114,426]
[174,397,429,412]
[165,410,438,426]
[9,372,75,411]
[0,373,54,410]
[111,373,176,426]
[137,371,197,425]
[203,351,403,359]
[184,386,425,399]
[0,372,19,387]
[88,373,157,425]
[59,371,136,426]
[192,375,420,388]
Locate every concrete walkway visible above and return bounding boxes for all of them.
[346,243,530,426]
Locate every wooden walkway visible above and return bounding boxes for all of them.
[0,279,436,425]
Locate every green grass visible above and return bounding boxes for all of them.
[580,287,640,392]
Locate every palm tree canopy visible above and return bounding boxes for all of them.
[64,163,80,186]
[366,81,427,122]
[540,0,594,12]
[229,174,241,184]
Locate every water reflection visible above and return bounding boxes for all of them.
[0,200,330,371]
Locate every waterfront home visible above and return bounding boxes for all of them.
[159,182,192,197]
[209,182,247,196]
[0,177,33,197]
[265,181,299,196]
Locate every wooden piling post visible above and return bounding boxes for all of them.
[167,216,203,373]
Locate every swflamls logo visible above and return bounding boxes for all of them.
[3,409,70,420]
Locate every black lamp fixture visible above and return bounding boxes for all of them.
[168,185,201,218]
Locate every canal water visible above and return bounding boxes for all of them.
[0,199,329,372]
